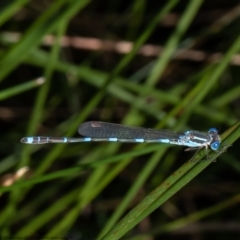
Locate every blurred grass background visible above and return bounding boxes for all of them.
[0,0,240,239]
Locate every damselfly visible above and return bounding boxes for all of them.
[21,121,220,151]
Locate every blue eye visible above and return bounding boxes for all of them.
[209,128,218,134]
[211,141,220,151]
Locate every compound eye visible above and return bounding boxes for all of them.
[208,128,218,134]
[211,141,220,151]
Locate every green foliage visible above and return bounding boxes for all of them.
[0,0,240,239]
